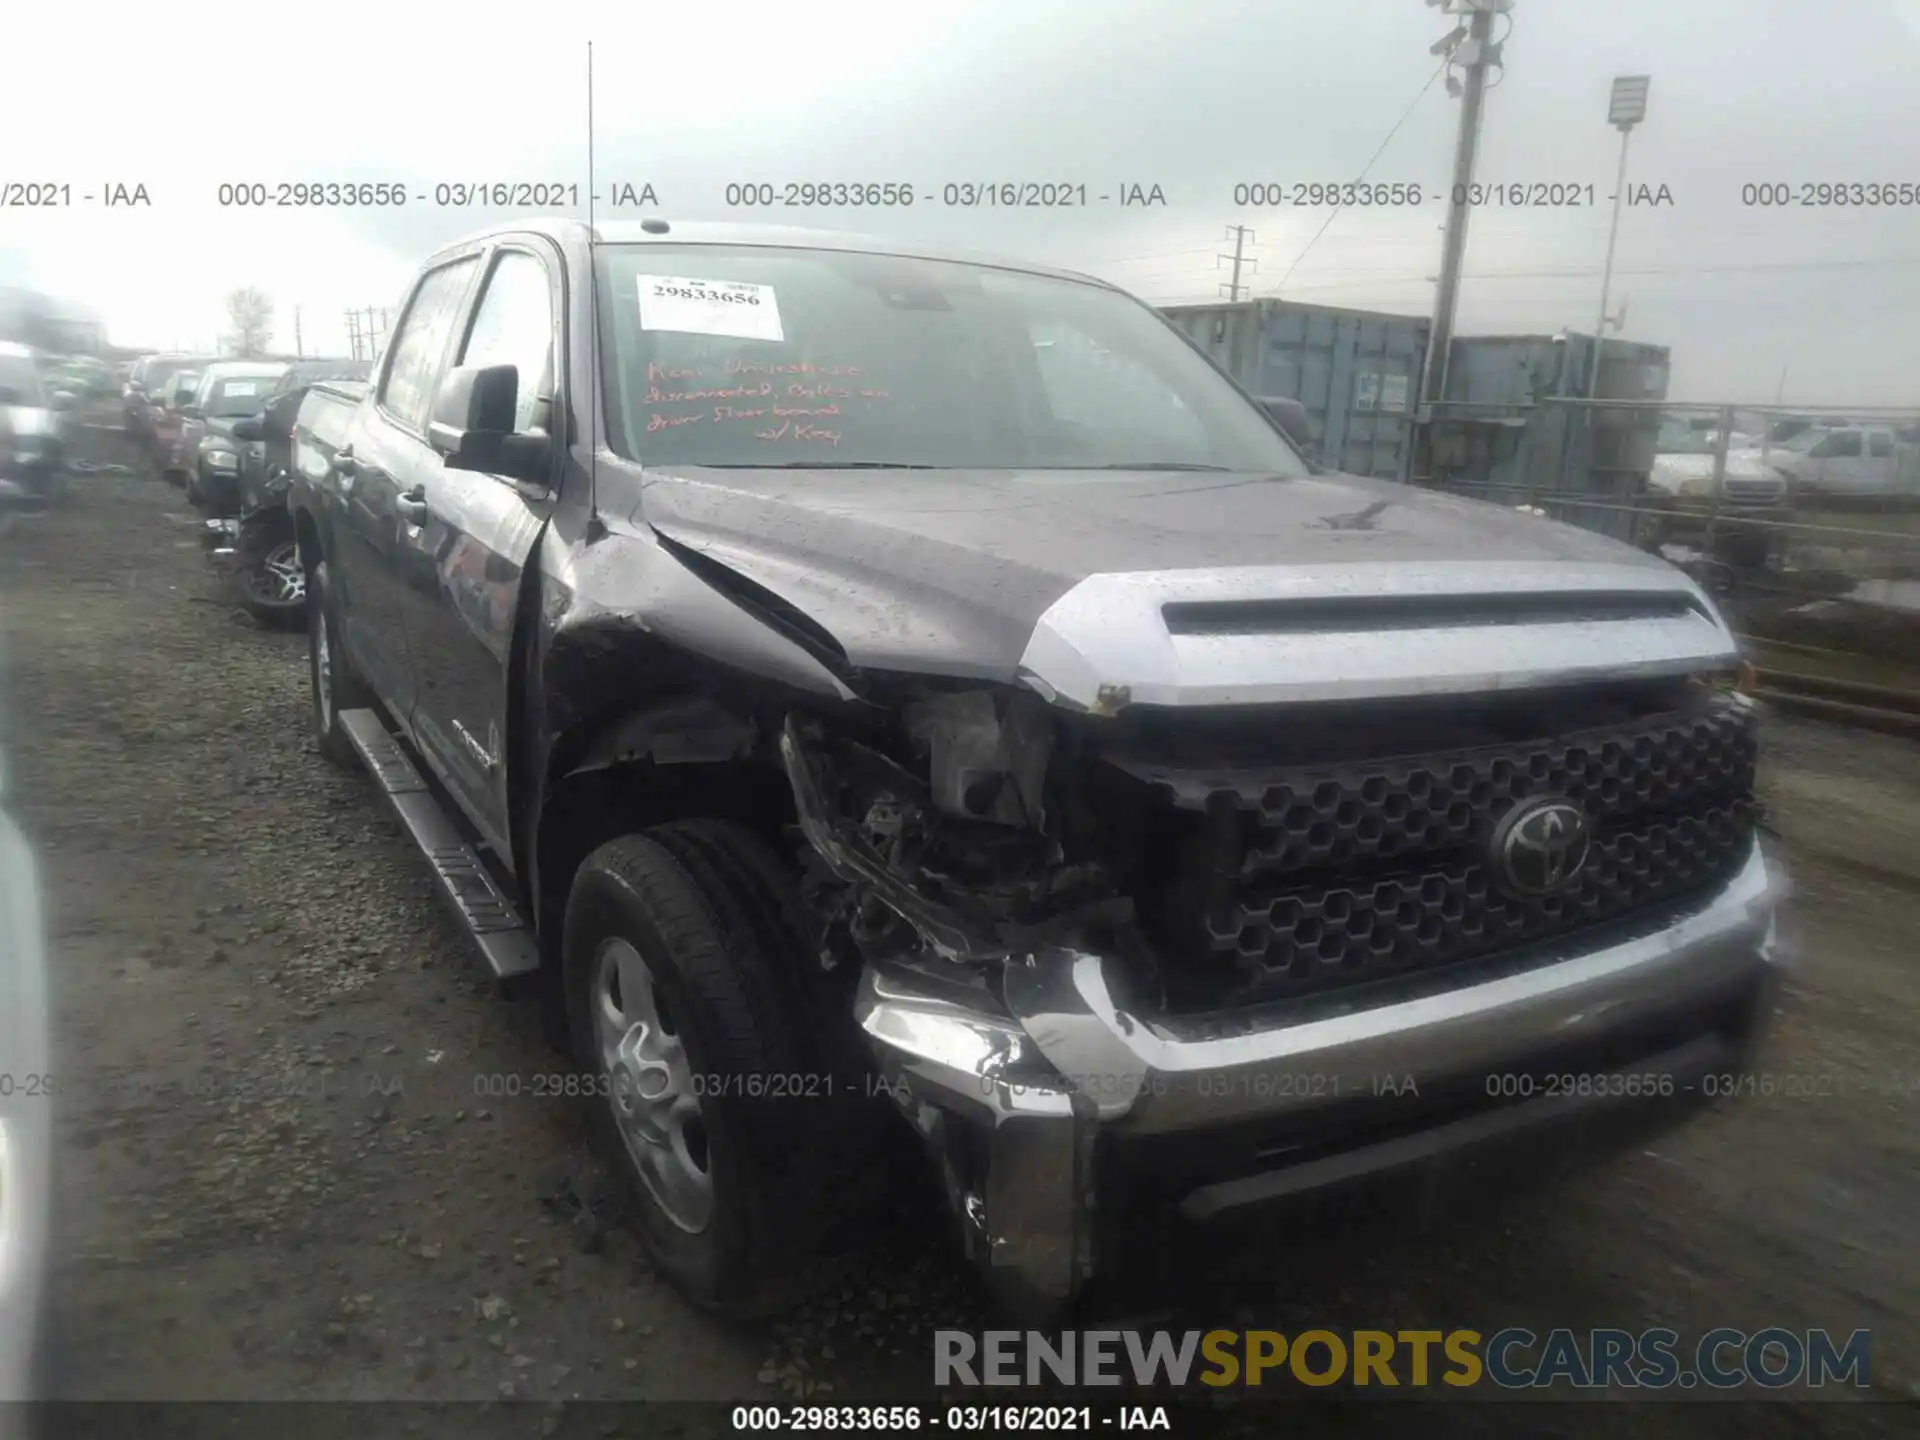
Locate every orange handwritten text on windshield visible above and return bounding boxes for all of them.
[647,383,774,403]
[755,420,842,446]
[725,359,862,377]
[647,361,704,382]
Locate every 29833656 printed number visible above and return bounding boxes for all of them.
[730,1405,926,1430]
[216,182,409,206]
[650,285,761,306]
[728,1405,1103,1431]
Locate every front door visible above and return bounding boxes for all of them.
[397,242,561,854]
[333,252,483,720]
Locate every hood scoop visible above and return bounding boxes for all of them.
[1162,590,1704,637]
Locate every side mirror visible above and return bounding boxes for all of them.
[428,364,549,484]
[230,415,264,442]
[50,391,77,411]
[1257,396,1314,450]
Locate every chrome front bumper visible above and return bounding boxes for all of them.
[855,841,1782,1315]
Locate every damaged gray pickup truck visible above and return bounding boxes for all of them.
[288,218,1783,1320]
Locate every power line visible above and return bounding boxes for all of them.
[1284,255,1920,290]
[1072,245,1218,266]
[1269,56,1451,297]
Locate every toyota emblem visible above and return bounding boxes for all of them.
[1491,796,1593,898]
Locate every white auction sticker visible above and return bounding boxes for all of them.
[223,381,261,396]
[636,275,784,342]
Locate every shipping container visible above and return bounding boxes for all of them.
[1160,299,1430,483]
[1428,332,1671,544]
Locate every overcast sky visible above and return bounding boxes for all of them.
[4,0,1918,403]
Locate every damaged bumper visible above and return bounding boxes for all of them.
[854,840,1781,1314]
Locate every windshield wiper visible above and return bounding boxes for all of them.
[1093,461,1234,471]
[698,461,942,469]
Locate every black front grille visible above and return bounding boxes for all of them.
[1221,800,1752,983]
[1110,692,1759,1007]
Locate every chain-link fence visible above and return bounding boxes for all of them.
[1418,399,1920,720]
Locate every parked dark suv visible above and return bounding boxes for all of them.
[176,361,290,504]
[124,353,215,445]
[215,358,372,625]
[235,358,372,517]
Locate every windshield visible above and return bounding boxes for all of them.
[203,374,279,416]
[1778,429,1827,454]
[595,244,1309,474]
[0,354,48,407]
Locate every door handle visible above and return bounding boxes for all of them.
[396,488,431,525]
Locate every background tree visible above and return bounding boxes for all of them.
[223,287,275,357]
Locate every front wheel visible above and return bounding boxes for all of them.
[562,821,886,1317]
[308,558,373,768]
[236,535,307,628]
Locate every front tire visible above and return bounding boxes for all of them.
[308,558,373,768]
[562,821,883,1317]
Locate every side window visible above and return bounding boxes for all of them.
[1868,432,1894,458]
[457,250,554,435]
[1820,430,1862,458]
[379,257,481,432]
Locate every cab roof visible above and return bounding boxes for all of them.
[429,216,1114,292]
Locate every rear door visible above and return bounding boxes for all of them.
[334,252,484,720]
[396,240,562,853]
[1864,428,1899,495]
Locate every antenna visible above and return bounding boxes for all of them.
[585,39,605,542]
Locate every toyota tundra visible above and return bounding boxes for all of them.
[287,218,1783,1320]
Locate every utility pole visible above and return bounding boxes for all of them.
[1762,364,1787,461]
[293,306,304,358]
[1588,75,1651,399]
[1417,0,1506,412]
[1218,225,1256,301]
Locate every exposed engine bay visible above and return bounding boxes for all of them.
[778,692,1133,974]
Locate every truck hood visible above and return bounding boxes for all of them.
[1648,452,1784,494]
[638,466,1736,708]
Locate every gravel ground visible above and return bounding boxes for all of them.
[1,423,1916,1433]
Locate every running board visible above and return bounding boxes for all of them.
[337,707,540,982]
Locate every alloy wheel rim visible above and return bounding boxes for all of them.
[252,540,306,606]
[594,937,713,1233]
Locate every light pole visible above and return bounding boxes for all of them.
[1588,74,1650,399]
